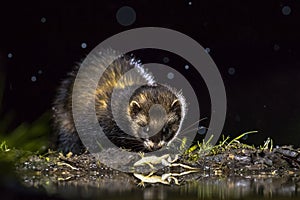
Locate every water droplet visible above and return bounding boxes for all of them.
[185,65,189,69]
[273,44,280,51]
[31,76,37,82]
[7,53,13,58]
[167,72,174,79]
[40,17,46,23]
[188,2,192,5]
[205,48,210,53]
[116,6,136,26]
[282,6,291,16]
[81,42,87,49]
[228,67,235,75]
[197,126,207,135]
[163,57,169,63]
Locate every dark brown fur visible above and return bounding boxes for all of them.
[53,50,186,154]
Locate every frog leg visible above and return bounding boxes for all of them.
[169,163,199,170]
[161,173,179,185]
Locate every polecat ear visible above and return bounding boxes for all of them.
[171,99,181,113]
[129,100,141,117]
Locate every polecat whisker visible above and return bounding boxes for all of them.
[180,127,201,135]
[180,117,207,134]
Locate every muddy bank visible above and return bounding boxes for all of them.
[1,140,299,199]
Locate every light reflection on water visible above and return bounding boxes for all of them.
[40,176,299,200]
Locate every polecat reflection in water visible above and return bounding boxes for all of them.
[53,49,187,154]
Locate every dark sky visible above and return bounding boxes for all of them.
[0,0,299,146]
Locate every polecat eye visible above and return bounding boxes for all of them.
[162,126,173,141]
[162,127,172,136]
[143,126,150,133]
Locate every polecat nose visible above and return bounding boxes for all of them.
[144,139,163,151]
[148,144,161,151]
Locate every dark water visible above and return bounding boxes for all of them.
[4,176,299,200]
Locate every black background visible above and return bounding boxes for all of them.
[0,0,299,147]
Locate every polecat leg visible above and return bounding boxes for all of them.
[57,130,85,155]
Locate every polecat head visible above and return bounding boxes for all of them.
[127,84,185,151]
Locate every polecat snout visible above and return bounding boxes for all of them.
[53,49,187,154]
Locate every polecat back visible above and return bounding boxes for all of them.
[53,49,187,154]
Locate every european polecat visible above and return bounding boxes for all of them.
[53,49,187,154]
